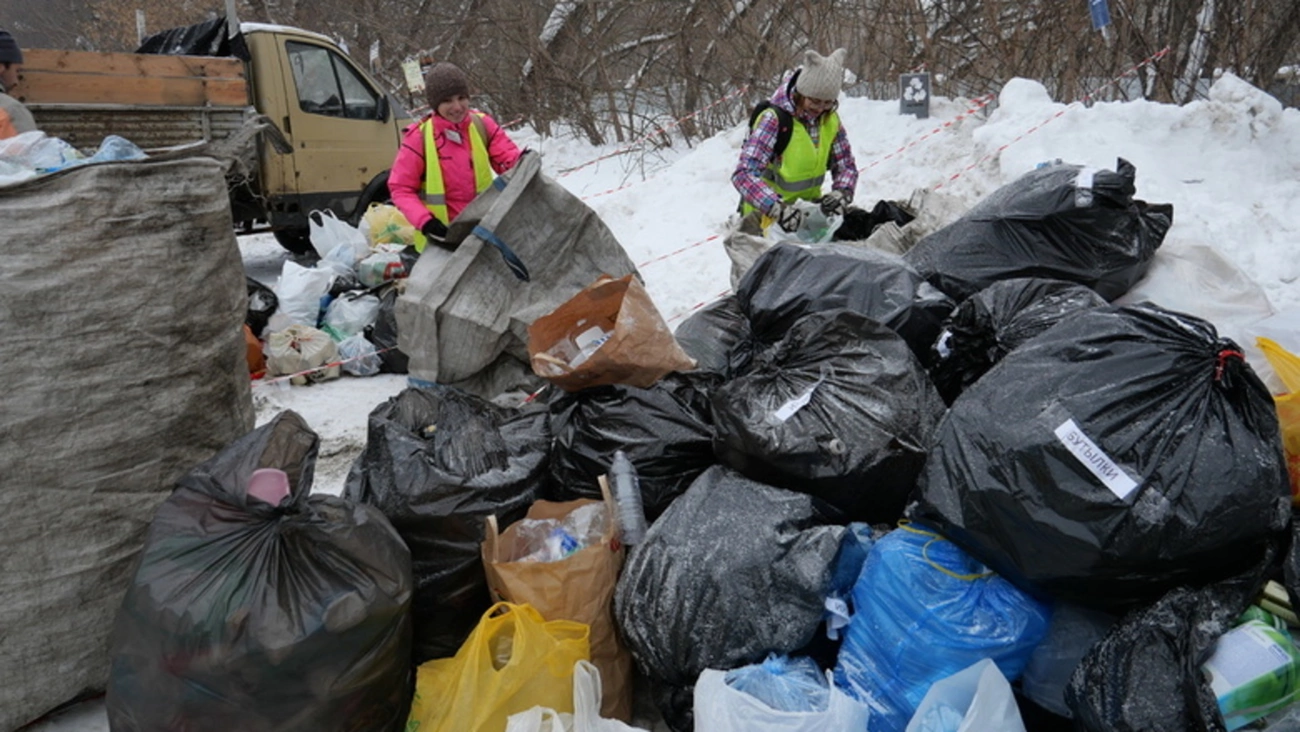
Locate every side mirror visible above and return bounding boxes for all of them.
[376,95,390,123]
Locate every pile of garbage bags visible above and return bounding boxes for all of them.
[80,155,1300,732]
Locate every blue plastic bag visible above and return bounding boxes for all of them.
[833,523,1051,732]
[725,655,829,714]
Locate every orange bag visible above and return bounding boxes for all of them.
[527,274,695,392]
[243,323,265,378]
[1259,337,1300,504]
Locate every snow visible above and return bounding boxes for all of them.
[23,72,1300,732]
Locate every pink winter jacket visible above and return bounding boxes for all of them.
[389,110,522,231]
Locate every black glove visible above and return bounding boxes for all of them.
[772,202,806,233]
[820,190,850,216]
[421,217,452,249]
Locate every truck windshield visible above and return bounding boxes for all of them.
[286,40,380,120]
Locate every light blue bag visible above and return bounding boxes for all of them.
[833,523,1051,732]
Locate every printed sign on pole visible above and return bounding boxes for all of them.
[403,59,426,95]
[1090,0,1112,29]
[900,73,931,119]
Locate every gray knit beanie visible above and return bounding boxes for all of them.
[424,62,469,108]
[795,48,846,101]
[0,29,23,65]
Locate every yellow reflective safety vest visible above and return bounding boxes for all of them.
[415,113,494,252]
[741,109,840,217]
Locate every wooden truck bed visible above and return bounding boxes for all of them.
[17,48,254,151]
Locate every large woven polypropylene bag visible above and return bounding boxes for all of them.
[0,155,254,730]
[397,152,638,398]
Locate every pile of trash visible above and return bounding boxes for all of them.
[244,206,420,383]
[31,156,1300,732]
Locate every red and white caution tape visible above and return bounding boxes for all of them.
[253,346,396,388]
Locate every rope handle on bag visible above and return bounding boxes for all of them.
[898,520,994,581]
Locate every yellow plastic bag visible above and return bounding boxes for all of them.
[363,203,417,247]
[406,602,591,732]
[1259,337,1300,504]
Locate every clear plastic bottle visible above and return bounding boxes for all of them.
[609,450,647,545]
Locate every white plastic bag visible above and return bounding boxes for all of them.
[766,200,843,244]
[904,659,1025,732]
[322,293,381,340]
[308,209,370,261]
[357,250,407,288]
[269,260,333,330]
[693,667,871,732]
[337,334,382,377]
[504,661,648,732]
[265,325,340,385]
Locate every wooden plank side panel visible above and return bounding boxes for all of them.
[30,106,251,151]
[17,49,248,107]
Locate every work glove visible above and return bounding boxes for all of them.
[772,202,806,233]
[421,217,452,249]
[820,189,850,217]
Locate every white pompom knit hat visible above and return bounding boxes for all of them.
[795,48,847,101]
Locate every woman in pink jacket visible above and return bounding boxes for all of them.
[389,62,522,253]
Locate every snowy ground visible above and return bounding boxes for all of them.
[24,72,1300,731]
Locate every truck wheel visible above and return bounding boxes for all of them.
[273,227,314,256]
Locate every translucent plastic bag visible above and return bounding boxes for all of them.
[323,293,381,340]
[406,602,590,732]
[358,250,407,288]
[724,655,828,713]
[337,334,382,377]
[364,203,418,247]
[693,666,870,731]
[504,661,649,732]
[905,659,1025,732]
[309,209,370,261]
[766,200,843,244]
[266,325,340,385]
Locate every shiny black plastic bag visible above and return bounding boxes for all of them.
[905,158,1172,302]
[1065,541,1280,732]
[107,411,413,732]
[245,276,277,338]
[547,373,718,521]
[364,283,409,374]
[912,303,1291,612]
[672,295,754,377]
[344,386,548,662]
[735,242,954,360]
[614,466,844,732]
[712,310,945,523]
[929,277,1106,403]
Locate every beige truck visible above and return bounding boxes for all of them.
[17,22,413,253]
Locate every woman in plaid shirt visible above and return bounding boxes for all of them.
[732,48,859,233]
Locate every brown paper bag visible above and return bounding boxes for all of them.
[481,480,632,721]
[527,274,695,392]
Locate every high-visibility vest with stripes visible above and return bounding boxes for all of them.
[415,113,494,251]
[741,109,840,217]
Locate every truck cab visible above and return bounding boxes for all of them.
[240,24,413,250]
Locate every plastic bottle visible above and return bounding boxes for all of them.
[609,450,647,545]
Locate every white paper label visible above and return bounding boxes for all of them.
[772,379,822,423]
[1053,418,1139,500]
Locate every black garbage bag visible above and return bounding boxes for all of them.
[106,411,413,732]
[364,283,409,374]
[833,199,917,242]
[614,466,844,732]
[929,277,1106,403]
[1065,541,1281,732]
[343,386,548,663]
[711,309,945,523]
[246,276,277,338]
[904,158,1173,302]
[911,303,1291,612]
[736,242,954,360]
[672,296,755,377]
[547,372,718,521]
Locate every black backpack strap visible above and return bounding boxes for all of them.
[749,101,794,159]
